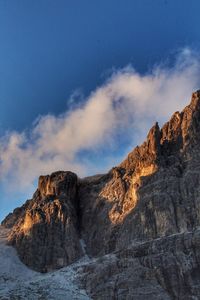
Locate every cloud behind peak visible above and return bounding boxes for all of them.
[0,48,200,194]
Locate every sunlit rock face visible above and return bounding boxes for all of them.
[4,171,83,272]
[3,91,200,299]
[79,91,200,256]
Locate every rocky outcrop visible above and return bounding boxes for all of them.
[1,200,31,229]
[80,90,200,257]
[5,171,83,272]
[2,91,200,298]
[79,229,200,300]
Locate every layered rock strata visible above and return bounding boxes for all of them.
[4,171,83,272]
[2,90,200,299]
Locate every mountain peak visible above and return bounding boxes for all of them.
[120,89,200,174]
[3,90,200,271]
[190,89,200,109]
[3,91,200,299]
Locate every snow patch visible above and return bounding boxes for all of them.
[0,226,91,299]
[80,238,87,256]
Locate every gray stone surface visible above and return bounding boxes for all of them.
[80,230,200,299]
[4,171,83,272]
[2,90,200,298]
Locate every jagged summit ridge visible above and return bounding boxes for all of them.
[2,90,200,299]
[121,90,200,171]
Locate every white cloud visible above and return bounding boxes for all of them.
[0,48,200,194]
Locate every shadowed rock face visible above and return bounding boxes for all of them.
[80,91,200,256]
[2,91,200,298]
[4,171,83,272]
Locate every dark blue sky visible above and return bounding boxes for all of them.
[0,0,200,133]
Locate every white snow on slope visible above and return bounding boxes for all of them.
[0,226,91,300]
[80,239,88,257]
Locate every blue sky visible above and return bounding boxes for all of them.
[0,0,200,221]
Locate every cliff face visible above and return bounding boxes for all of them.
[4,171,83,272]
[80,90,200,256]
[2,91,200,299]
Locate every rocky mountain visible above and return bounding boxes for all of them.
[2,90,200,299]
[0,225,90,299]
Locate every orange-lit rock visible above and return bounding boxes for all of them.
[3,91,200,299]
[4,171,83,272]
